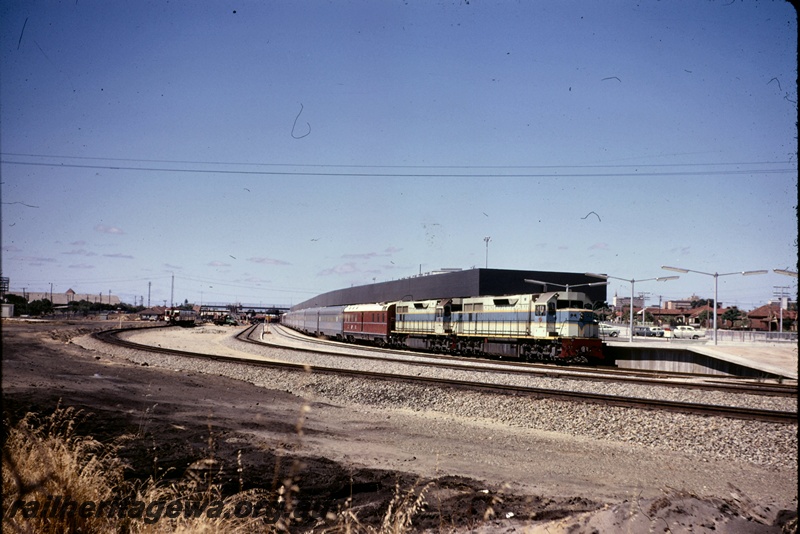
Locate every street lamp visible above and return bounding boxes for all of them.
[484,237,491,268]
[585,273,679,342]
[774,269,798,278]
[661,266,767,345]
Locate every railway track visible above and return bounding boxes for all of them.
[262,323,797,398]
[92,325,797,424]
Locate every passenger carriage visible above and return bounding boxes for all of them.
[316,305,346,339]
[282,306,345,338]
[343,303,395,344]
[281,307,313,334]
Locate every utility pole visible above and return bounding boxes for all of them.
[148,281,151,308]
[638,292,650,324]
[773,286,790,334]
[170,273,174,309]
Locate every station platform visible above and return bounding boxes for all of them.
[604,340,798,380]
[687,343,798,380]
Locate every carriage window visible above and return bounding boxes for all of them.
[535,305,546,316]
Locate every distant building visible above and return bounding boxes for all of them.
[138,306,166,321]
[665,300,693,310]
[747,302,798,332]
[664,294,701,310]
[613,295,644,309]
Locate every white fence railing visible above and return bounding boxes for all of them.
[601,324,798,343]
[712,330,797,343]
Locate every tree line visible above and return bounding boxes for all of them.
[2,295,145,317]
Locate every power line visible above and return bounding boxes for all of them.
[8,274,321,296]
[1,159,794,178]
[8,274,172,285]
[1,152,794,170]
[179,275,321,294]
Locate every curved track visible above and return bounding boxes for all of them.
[92,325,797,424]
[265,323,797,398]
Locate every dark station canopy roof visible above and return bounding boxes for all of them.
[292,268,607,310]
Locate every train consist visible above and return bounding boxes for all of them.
[282,291,604,363]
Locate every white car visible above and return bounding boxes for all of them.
[673,325,704,339]
[598,323,620,337]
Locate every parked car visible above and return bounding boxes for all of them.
[673,325,704,339]
[633,325,650,336]
[649,326,665,337]
[599,323,620,337]
[634,325,664,337]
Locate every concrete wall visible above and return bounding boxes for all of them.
[605,345,784,378]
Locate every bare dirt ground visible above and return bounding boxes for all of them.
[2,319,797,532]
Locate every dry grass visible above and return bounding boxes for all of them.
[2,403,434,533]
[2,402,125,533]
[318,482,433,534]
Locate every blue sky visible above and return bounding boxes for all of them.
[1,0,796,310]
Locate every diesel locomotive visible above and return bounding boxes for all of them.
[281,290,603,363]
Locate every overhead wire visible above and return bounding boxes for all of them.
[0,153,795,177]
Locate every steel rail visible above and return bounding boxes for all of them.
[258,324,797,398]
[92,326,797,424]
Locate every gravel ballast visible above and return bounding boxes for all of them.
[76,325,798,472]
